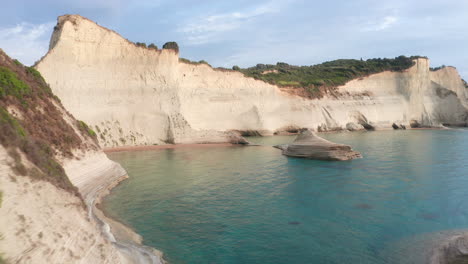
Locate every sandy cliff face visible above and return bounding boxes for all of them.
[0,147,124,264]
[36,15,468,147]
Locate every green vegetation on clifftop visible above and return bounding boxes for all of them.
[163,41,179,53]
[234,56,425,97]
[179,58,211,66]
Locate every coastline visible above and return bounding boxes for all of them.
[104,142,241,153]
[93,173,165,264]
[102,127,450,153]
[62,151,165,264]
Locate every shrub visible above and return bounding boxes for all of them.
[148,43,158,50]
[0,67,31,99]
[430,65,446,71]
[179,58,191,63]
[13,59,22,66]
[232,65,240,71]
[78,120,97,138]
[163,41,179,53]
[179,58,211,67]
[198,60,211,66]
[135,42,147,48]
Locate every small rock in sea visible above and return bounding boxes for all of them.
[288,221,301,225]
[273,129,362,161]
[354,203,373,210]
[419,212,439,220]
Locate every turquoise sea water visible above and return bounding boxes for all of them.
[103,129,468,264]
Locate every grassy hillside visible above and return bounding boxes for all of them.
[0,50,97,197]
[234,56,425,98]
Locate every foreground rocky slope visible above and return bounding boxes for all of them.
[36,15,468,147]
[0,49,162,263]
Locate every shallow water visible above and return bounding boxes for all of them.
[103,130,468,264]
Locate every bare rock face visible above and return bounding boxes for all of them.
[227,132,250,145]
[346,122,364,131]
[274,130,362,161]
[36,15,468,148]
[429,233,468,264]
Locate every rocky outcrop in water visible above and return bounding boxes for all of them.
[274,130,362,161]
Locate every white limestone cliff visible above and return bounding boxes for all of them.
[36,15,468,147]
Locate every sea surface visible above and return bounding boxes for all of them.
[103,129,468,264]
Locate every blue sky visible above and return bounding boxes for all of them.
[1,0,467,79]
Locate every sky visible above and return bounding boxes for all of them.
[0,0,467,79]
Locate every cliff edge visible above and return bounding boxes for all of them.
[36,15,468,147]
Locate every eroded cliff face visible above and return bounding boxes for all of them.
[36,15,468,147]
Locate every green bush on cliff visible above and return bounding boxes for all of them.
[238,55,425,96]
[163,41,179,53]
[0,66,30,99]
[430,65,446,71]
[78,120,97,138]
[13,59,22,66]
[135,42,147,48]
[148,43,158,50]
[179,58,211,66]
[26,67,45,82]
[0,107,26,137]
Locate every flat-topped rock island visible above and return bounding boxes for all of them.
[274,130,362,161]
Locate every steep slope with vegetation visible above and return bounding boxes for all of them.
[0,49,162,264]
[0,50,97,197]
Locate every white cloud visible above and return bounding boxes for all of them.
[363,15,399,32]
[178,1,281,45]
[0,22,54,65]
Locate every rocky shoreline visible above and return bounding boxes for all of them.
[62,151,165,264]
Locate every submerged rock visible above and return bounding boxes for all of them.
[430,232,468,264]
[354,203,373,210]
[227,132,250,145]
[274,130,362,161]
